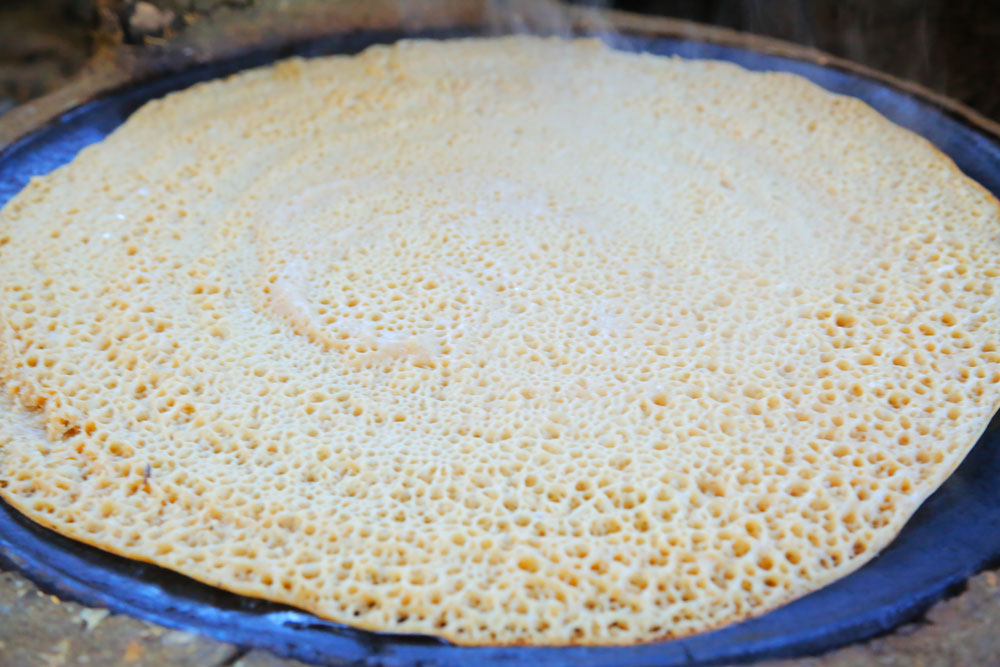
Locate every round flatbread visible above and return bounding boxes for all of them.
[0,36,998,645]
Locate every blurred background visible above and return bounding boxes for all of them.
[0,0,997,120]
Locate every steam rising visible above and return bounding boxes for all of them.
[483,1,942,93]
[483,0,617,42]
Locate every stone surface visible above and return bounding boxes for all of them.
[127,1,177,40]
[0,570,240,666]
[0,0,93,110]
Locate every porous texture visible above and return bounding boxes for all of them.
[0,36,998,646]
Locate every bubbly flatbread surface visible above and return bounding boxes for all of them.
[0,36,998,646]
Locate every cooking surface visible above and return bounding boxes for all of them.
[1,30,1000,667]
[2,1,999,125]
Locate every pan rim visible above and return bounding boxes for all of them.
[0,28,999,667]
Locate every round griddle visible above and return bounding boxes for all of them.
[0,28,999,667]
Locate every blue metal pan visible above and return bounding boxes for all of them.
[1,28,998,667]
